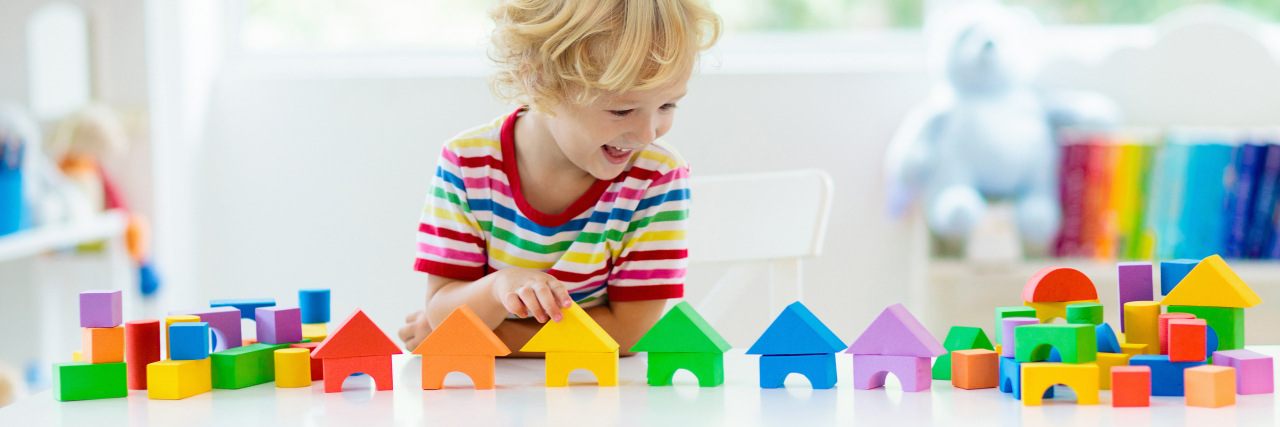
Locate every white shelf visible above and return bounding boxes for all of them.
[0,210,128,263]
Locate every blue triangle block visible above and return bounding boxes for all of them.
[746,302,844,355]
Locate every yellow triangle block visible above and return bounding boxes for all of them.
[520,303,619,353]
[1160,255,1262,308]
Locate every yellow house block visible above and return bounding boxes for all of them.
[1023,300,1101,323]
[1021,362,1099,406]
[147,358,212,400]
[545,351,618,387]
[1094,352,1132,390]
[301,323,327,342]
[274,348,312,388]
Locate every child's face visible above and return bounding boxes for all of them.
[546,76,689,180]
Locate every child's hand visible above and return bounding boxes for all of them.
[398,310,432,351]
[491,269,574,323]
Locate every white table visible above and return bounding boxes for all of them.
[4,348,1279,426]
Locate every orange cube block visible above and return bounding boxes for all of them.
[951,349,999,390]
[1185,365,1235,408]
[1168,319,1206,362]
[1111,365,1150,407]
[82,326,125,364]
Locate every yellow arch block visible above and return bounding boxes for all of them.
[1023,300,1100,324]
[545,351,618,387]
[1021,362,1099,406]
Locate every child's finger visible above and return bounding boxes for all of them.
[532,282,564,322]
[404,311,421,324]
[517,288,547,323]
[548,280,573,308]
[502,292,527,318]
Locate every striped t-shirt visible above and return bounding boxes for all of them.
[414,108,689,307]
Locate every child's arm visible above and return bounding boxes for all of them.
[492,299,666,357]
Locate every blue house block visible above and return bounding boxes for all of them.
[1160,259,1198,296]
[1129,355,1206,396]
[211,298,276,320]
[998,356,1053,399]
[169,322,211,360]
[298,289,331,324]
[759,353,836,389]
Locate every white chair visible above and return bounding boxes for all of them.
[682,169,834,326]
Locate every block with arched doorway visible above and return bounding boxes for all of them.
[312,309,404,393]
[1013,324,1096,363]
[1020,362,1099,406]
[413,305,511,390]
[852,354,928,391]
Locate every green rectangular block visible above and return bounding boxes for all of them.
[995,306,1037,344]
[1066,303,1104,325]
[52,362,127,401]
[1014,324,1096,363]
[212,341,301,389]
[1167,306,1244,350]
[932,326,994,380]
[647,352,723,387]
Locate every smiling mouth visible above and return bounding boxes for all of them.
[602,144,635,164]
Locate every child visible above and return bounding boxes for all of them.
[398,0,720,356]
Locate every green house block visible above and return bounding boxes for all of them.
[932,326,994,380]
[630,301,730,387]
[994,306,1037,344]
[646,352,724,386]
[212,340,308,389]
[1014,324,1096,363]
[1066,303,1104,325]
[52,362,127,401]
[1167,306,1244,351]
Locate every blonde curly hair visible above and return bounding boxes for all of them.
[489,0,721,113]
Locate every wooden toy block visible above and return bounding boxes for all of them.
[323,354,395,392]
[844,303,940,357]
[147,358,212,400]
[998,356,1053,399]
[274,348,312,388]
[169,306,243,351]
[1111,365,1151,407]
[545,351,619,387]
[302,323,327,342]
[1158,313,1195,355]
[164,314,200,359]
[212,342,296,389]
[1160,255,1262,308]
[82,326,124,364]
[1066,303,1104,325]
[1117,261,1154,331]
[951,349,999,389]
[1168,319,1207,362]
[299,288,331,324]
[1095,323,1121,353]
[1168,306,1244,351]
[312,309,403,359]
[256,306,303,344]
[71,351,82,361]
[645,352,724,387]
[169,322,211,361]
[1000,317,1039,358]
[1119,343,1149,356]
[1129,355,1206,396]
[852,354,929,392]
[289,342,324,381]
[1023,299,1100,323]
[1022,266,1098,303]
[421,355,497,390]
[1094,352,1132,390]
[79,290,122,328]
[51,362,127,401]
[1160,259,1198,295]
[1213,349,1273,394]
[631,301,732,354]
[932,326,993,380]
[210,298,276,320]
[1123,301,1160,352]
[125,319,161,389]
[760,353,837,389]
[416,305,512,356]
[748,302,845,356]
[1021,362,1100,406]
[1014,324,1096,363]
[1185,365,1235,408]
[994,306,1038,344]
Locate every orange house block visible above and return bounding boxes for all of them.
[951,349,999,390]
[82,326,125,364]
[1111,365,1150,407]
[1185,365,1236,408]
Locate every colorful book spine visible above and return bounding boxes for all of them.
[1175,140,1232,259]
[1223,143,1265,258]
[1055,135,1091,257]
[1246,141,1280,258]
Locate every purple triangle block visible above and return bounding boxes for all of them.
[845,303,945,357]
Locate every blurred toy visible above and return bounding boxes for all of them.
[0,102,95,232]
[883,1,1121,254]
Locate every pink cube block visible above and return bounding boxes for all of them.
[79,290,122,328]
[255,306,302,344]
[1213,349,1273,395]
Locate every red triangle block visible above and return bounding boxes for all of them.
[312,309,403,359]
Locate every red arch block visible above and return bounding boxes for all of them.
[1023,267,1098,303]
[323,355,393,393]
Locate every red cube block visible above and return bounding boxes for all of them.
[1169,319,1207,362]
[290,342,324,381]
[1112,365,1151,407]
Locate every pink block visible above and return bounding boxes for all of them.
[255,306,302,344]
[1001,317,1040,358]
[169,306,243,351]
[846,304,946,357]
[852,354,932,392]
[1213,349,1273,395]
[79,290,122,328]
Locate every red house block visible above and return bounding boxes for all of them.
[311,309,402,393]
[1111,365,1151,407]
[1168,319,1207,362]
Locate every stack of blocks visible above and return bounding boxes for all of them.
[630,301,732,387]
[1015,266,1102,406]
[413,305,511,390]
[53,290,128,401]
[521,303,620,387]
[932,326,993,381]
[746,302,845,389]
[209,301,313,390]
[311,308,403,392]
[299,289,331,342]
[847,303,942,392]
[148,321,213,399]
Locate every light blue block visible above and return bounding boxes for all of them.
[169,322,211,360]
[1096,323,1122,353]
[759,353,836,389]
[1160,259,1198,296]
[298,289,331,324]
[211,298,276,320]
[998,356,1053,399]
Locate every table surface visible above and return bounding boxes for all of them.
[4,347,1279,426]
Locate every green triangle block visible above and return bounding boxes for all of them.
[631,301,731,353]
[932,326,994,380]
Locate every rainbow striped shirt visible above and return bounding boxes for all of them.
[414,108,689,306]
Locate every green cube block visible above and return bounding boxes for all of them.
[1167,306,1244,351]
[1066,303,1104,325]
[52,362,127,401]
[932,326,994,380]
[1014,324,1096,363]
[995,306,1037,344]
[212,342,298,389]
[646,352,724,387]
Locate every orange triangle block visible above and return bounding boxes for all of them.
[312,309,404,359]
[1160,255,1262,308]
[413,305,511,356]
[520,303,618,353]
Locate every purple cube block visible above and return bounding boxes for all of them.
[169,306,243,351]
[256,306,302,344]
[79,290,123,328]
[1213,349,1274,395]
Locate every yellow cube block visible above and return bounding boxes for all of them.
[301,323,327,343]
[72,351,82,362]
[147,358,211,399]
[274,348,312,388]
[1094,352,1132,390]
[1021,362,1099,406]
[545,351,618,387]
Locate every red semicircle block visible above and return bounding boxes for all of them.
[1023,267,1098,302]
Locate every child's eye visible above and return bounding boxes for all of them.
[609,109,633,117]
[660,103,678,111]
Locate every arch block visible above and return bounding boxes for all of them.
[323,355,393,393]
[761,353,837,389]
[1023,267,1098,303]
[852,354,930,392]
[1023,300,1100,323]
[545,351,618,387]
[999,356,1054,399]
[647,352,724,387]
[1014,324,1096,363]
[421,355,495,390]
[1021,362,1100,406]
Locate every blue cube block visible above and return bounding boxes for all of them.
[1160,260,1198,296]
[211,298,276,320]
[169,322,211,360]
[999,356,1054,399]
[298,289,331,324]
[1129,355,1206,396]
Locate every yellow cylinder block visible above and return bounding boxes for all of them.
[274,348,312,388]
[1123,301,1160,354]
